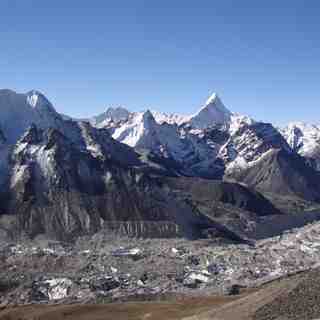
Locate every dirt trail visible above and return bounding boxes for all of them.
[0,295,240,320]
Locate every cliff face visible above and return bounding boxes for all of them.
[1,89,320,242]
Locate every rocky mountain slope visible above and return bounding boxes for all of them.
[0,88,320,242]
[0,89,293,242]
[92,92,320,203]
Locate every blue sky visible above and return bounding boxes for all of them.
[0,0,319,124]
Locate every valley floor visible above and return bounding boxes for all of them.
[2,220,320,319]
[1,269,320,320]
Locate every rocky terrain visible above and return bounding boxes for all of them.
[1,219,320,306]
[2,219,320,319]
[1,88,320,318]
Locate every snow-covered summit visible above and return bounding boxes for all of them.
[89,92,250,133]
[89,92,255,177]
[281,122,320,168]
[26,90,51,108]
[188,93,232,129]
[205,92,222,106]
[282,122,320,149]
[0,89,62,143]
[90,107,188,128]
[94,106,130,127]
[112,110,158,147]
[150,110,190,125]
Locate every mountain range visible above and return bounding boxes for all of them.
[1,88,320,241]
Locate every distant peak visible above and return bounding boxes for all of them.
[143,109,154,119]
[202,92,230,113]
[105,106,129,113]
[26,90,55,112]
[189,92,232,129]
[204,92,231,115]
[205,92,219,106]
[140,109,156,126]
[101,106,130,123]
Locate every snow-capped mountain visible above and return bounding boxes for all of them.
[90,107,189,127]
[91,92,320,200]
[0,89,64,143]
[93,107,130,127]
[281,122,320,170]
[0,90,202,240]
[93,93,258,178]
[187,93,232,129]
[149,110,190,125]
[1,88,320,241]
[107,109,221,178]
[0,89,264,241]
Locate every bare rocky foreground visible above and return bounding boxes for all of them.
[2,220,320,319]
[1,269,320,320]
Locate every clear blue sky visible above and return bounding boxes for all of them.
[1,0,319,124]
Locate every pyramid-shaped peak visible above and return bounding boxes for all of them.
[188,92,232,129]
[205,92,220,105]
[137,110,157,129]
[202,92,231,114]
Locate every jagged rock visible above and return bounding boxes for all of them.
[0,89,319,247]
[90,276,120,293]
[31,278,73,301]
[207,264,226,275]
[183,270,211,288]
[227,284,243,295]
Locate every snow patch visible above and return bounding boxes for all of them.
[26,91,39,108]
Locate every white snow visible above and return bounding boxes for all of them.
[95,92,257,174]
[229,114,254,135]
[112,111,155,147]
[150,110,190,125]
[2,88,319,187]
[94,92,252,133]
[26,91,39,108]
[94,107,130,127]
[0,89,64,144]
[187,93,232,129]
[281,122,320,158]
[205,92,219,105]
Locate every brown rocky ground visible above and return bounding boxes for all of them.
[3,221,320,319]
[184,268,320,320]
[0,295,240,320]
